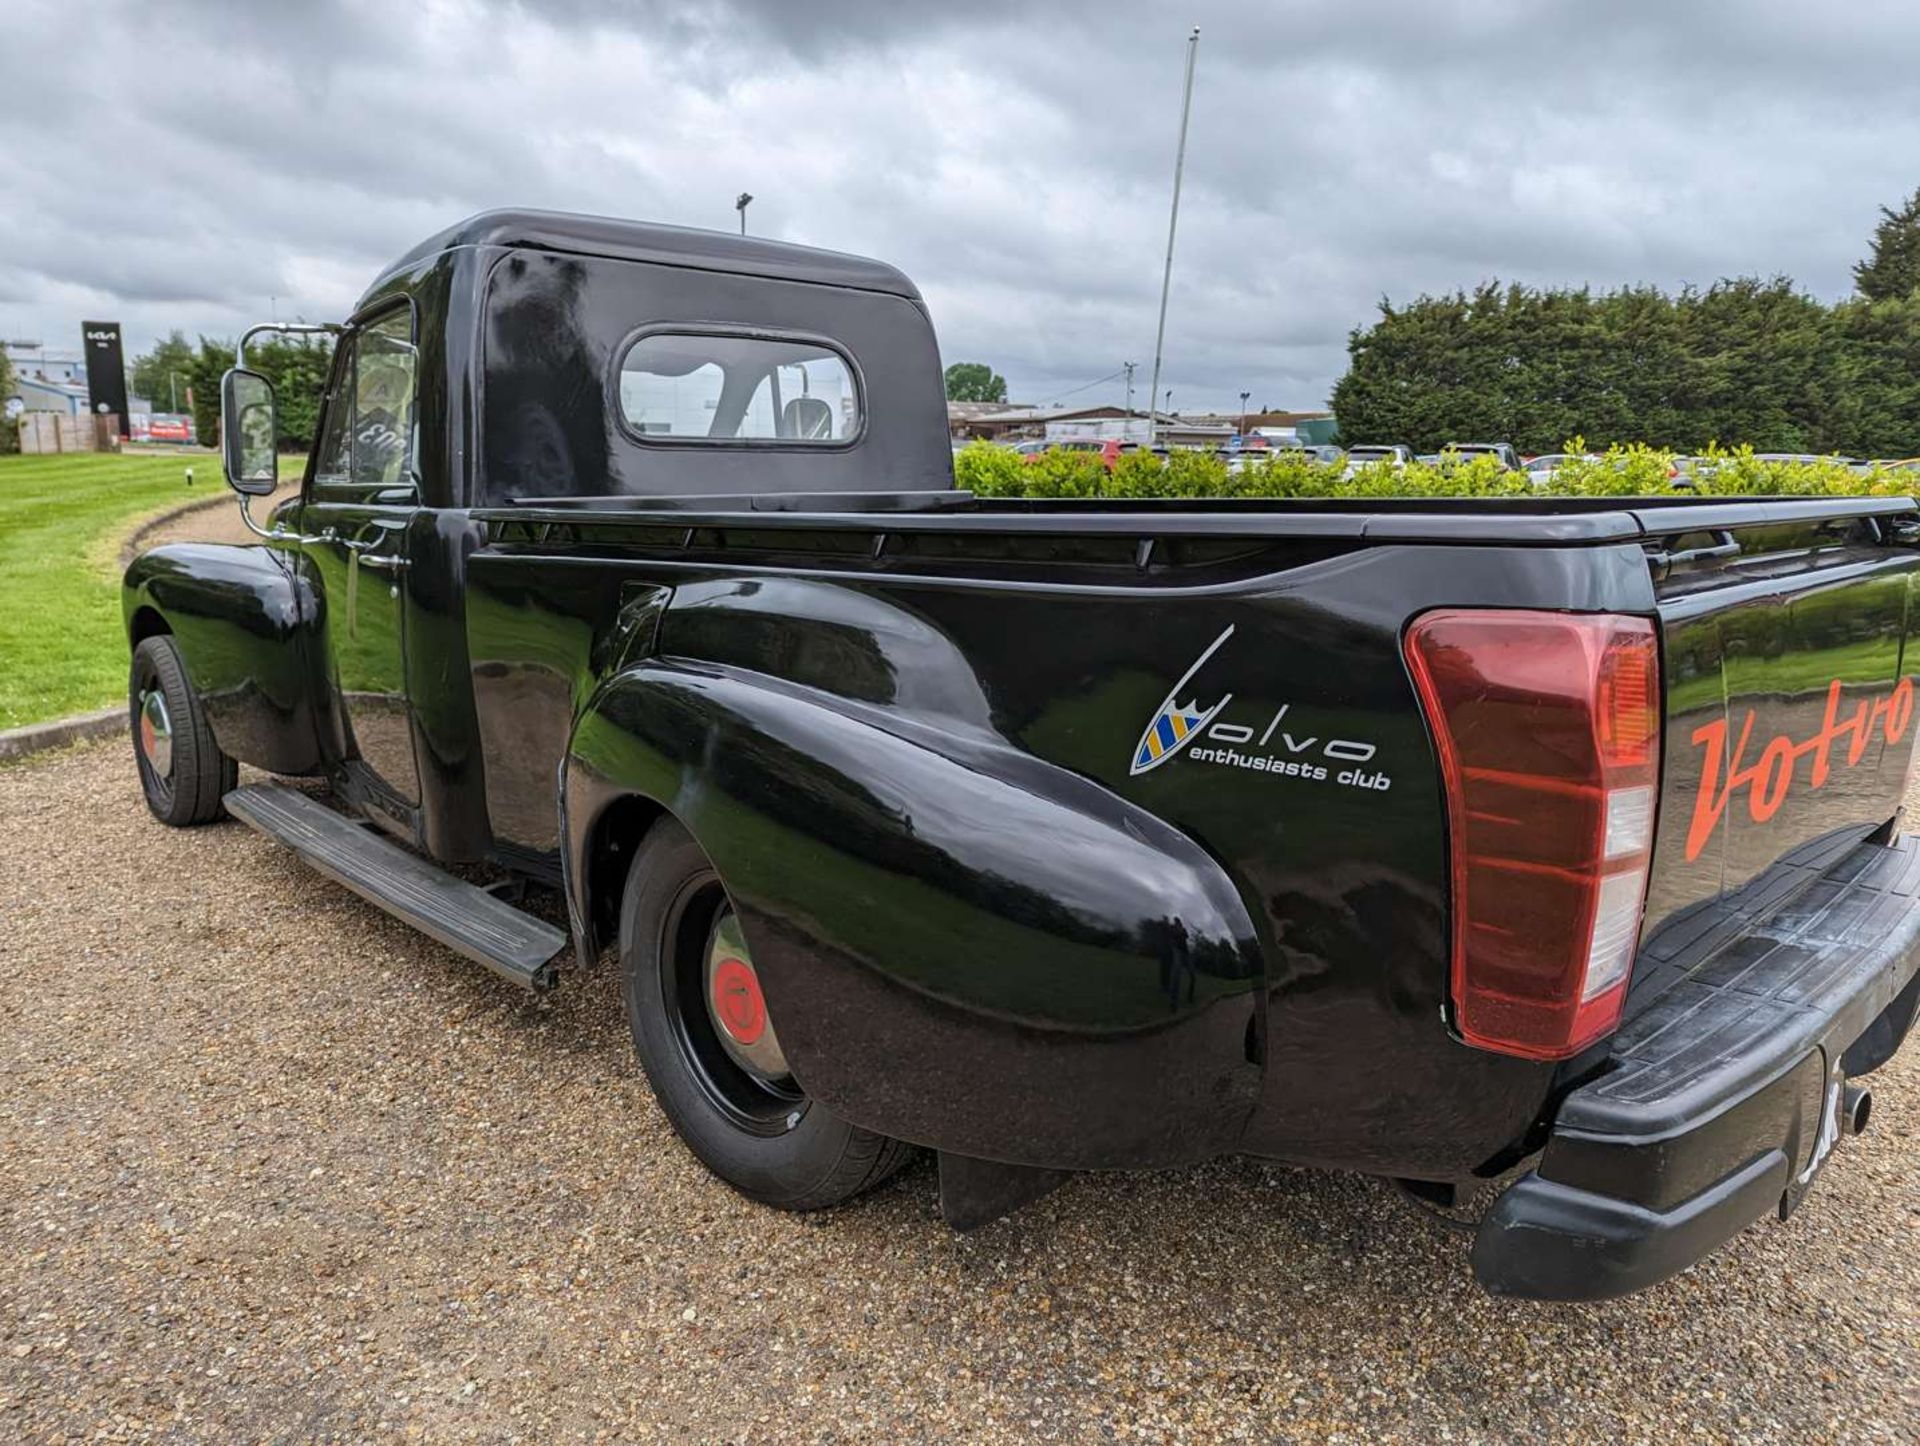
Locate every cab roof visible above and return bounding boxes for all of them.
[357,207,922,312]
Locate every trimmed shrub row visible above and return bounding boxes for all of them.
[953,441,1920,502]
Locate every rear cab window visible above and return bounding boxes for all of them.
[616,331,861,446]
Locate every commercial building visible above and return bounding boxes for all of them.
[10,374,91,417]
[946,402,1240,449]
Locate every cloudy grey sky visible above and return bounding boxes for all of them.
[4,0,1919,412]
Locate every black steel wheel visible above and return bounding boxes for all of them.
[618,816,913,1209]
[129,634,236,827]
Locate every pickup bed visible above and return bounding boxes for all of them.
[122,210,1920,1299]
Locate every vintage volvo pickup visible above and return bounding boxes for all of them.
[123,209,1920,1299]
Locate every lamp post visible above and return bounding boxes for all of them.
[1238,390,1250,440]
[1144,26,1201,448]
[736,192,754,235]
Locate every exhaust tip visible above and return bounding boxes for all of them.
[1843,1084,1873,1137]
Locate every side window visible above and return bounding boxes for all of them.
[313,309,418,499]
[313,337,356,485]
[353,312,417,488]
[616,332,860,444]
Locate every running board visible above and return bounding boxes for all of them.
[224,782,566,990]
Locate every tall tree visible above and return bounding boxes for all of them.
[186,334,335,451]
[1331,276,1920,456]
[1818,294,1920,457]
[944,361,1007,403]
[0,342,15,453]
[130,330,198,411]
[1854,187,1920,302]
[254,335,334,448]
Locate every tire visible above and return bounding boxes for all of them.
[129,634,237,827]
[618,817,913,1210]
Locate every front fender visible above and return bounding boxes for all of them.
[123,542,328,775]
[565,660,1266,1170]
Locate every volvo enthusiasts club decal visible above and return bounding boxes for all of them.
[1684,676,1915,862]
[1131,626,1392,791]
[1130,627,1237,774]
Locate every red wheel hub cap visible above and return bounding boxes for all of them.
[710,956,767,1045]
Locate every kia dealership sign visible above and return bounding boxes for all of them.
[81,320,130,434]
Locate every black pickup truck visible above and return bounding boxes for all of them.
[123,209,1920,1300]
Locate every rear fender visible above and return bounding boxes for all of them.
[122,542,330,774]
[564,660,1267,1169]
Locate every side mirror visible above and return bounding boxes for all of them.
[221,367,278,496]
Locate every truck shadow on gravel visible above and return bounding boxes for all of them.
[268,848,1824,1341]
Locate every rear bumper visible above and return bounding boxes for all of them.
[1473,830,1920,1301]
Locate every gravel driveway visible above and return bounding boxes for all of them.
[2,741,1917,1442]
[127,481,301,559]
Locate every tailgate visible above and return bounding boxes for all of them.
[1646,507,1920,940]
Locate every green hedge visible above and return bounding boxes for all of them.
[184,334,335,452]
[1328,280,1920,457]
[953,441,1920,502]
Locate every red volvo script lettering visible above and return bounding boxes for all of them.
[1685,677,1914,862]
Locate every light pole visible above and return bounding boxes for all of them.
[1145,26,1201,448]
[1238,390,1250,439]
[1123,360,1137,428]
[736,192,754,235]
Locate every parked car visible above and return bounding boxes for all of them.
[1253,443,1340,465]
[1440,442,1525,472]
[122,208,1920,1301]
[1344,444,1415,468]
[1669,455,1706,489]
[1053,438,1129,470]
[1522,452,1598,487]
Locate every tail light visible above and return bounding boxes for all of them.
[1404,610,1660,1060]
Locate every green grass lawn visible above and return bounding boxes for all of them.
[0,451,214,729]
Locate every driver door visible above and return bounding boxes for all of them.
[304,309,422,811]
